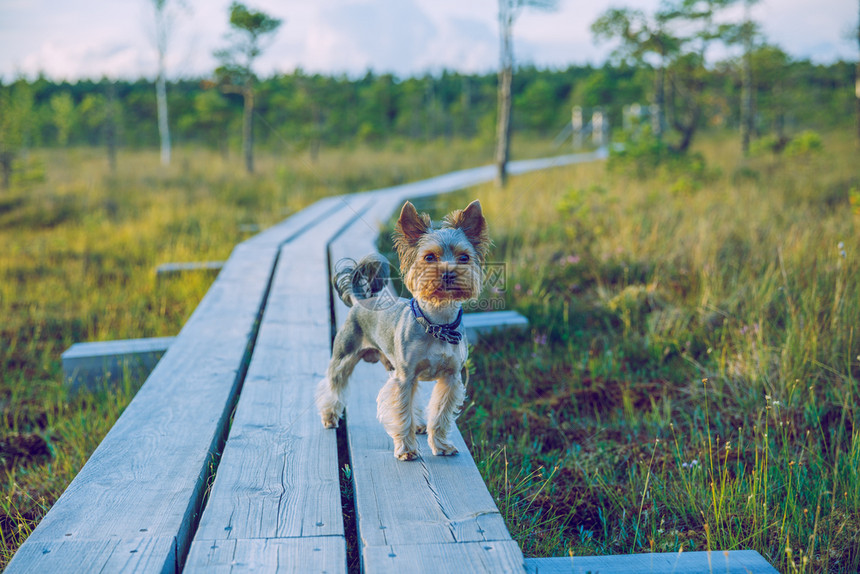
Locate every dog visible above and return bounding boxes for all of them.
[316,199,490,460]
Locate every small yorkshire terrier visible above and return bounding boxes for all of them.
[316,199,490,460]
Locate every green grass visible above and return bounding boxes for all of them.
[0,137,564,567]
[3,130,857,572]
[407,130,859,572]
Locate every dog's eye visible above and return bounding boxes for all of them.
[457,254,470,263]
[424,253,437,262]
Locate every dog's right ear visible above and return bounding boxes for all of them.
[393,201,430,248]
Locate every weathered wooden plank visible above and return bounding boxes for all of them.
[9,152,604,573]
[345,365,516,548]
[5,198,348,574]
[462,311,529,342]
[185,537,346,574]
[186,197,376,572]
[523,550,778,574]
[59,306,525,393]
[326,198,525,573]
[62,336,174,393]
[507,148,608,176]
[8,536,177,574]
[156,261,226,275]
[240,196,345,250]
[363,540,525,574]
[59,308,527,393]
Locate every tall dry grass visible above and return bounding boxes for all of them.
[416,130,859,572]
[0,137,554,566]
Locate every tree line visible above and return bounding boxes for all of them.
[1,57,851,147]
[0,0,855,190]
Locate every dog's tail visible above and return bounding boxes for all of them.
[333,254,391,307]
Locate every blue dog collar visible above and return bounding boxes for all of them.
[410,299,463,345]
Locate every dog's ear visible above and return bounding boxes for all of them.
[393,201,430,248]
[447,200,490,259]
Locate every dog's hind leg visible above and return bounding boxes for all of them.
[376,375,419,460]
[317,321,362,429]
[426,375,465,456]
[413,402,427,435]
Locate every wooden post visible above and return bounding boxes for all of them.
[592,108,604,147]
[243,78,254,174]
[495,0,515,188]
[0,151,12,189]
[105,81,118,173]
[650,103,661,137]
[630,102,641,133]
[741,0,754,156]
[572,105,583,150]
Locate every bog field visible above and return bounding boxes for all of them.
[1,131,859,572]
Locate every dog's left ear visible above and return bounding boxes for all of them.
[447,200,490,259]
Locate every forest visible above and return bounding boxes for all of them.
[0,53,854,161]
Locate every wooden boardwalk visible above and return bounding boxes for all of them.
[7,150,776,573]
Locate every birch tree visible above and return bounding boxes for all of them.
[150,0,181,167]
[495,0,557,188]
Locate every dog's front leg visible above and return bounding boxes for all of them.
[376,375,419,460]
[426,375,465,456]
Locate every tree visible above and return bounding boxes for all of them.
[720,0,761,155]
[180,90,233,158]
[751,45,791,148]
[494,0,558,188]
[214,2,281,174]
[150,0,185,167]
[592,7,679,139]
[740,0,754,155]
[49,92,75,147]
[593,0,738,154]
[0,81,33,189]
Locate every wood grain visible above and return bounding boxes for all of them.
[524,550,779,574]
[185,537,346,574]
[9,152,602,573]
[326,195,525,573]
[5,197,345,574]
[363,540,526,574]
[187,196,375,572]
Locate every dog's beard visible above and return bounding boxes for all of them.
[406,262,482,304]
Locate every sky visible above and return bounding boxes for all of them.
[0,0,857,82]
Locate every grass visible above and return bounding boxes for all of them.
[0,136,564,567]
[3,129,857,572]
[406,129,859,572]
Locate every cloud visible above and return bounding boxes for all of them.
[422,17,497,73]
[18,41,152,81]
[315,1,437,76]
[0,0,855,81]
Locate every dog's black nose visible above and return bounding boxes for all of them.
[442,271,457,286]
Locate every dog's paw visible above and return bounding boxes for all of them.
[396,449,419,461]
[321,413,340,429]
[412,406,426,434]
[394,437,419,461]
[429,437,458,456]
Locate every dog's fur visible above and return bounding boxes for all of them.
[316,200,490,460]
